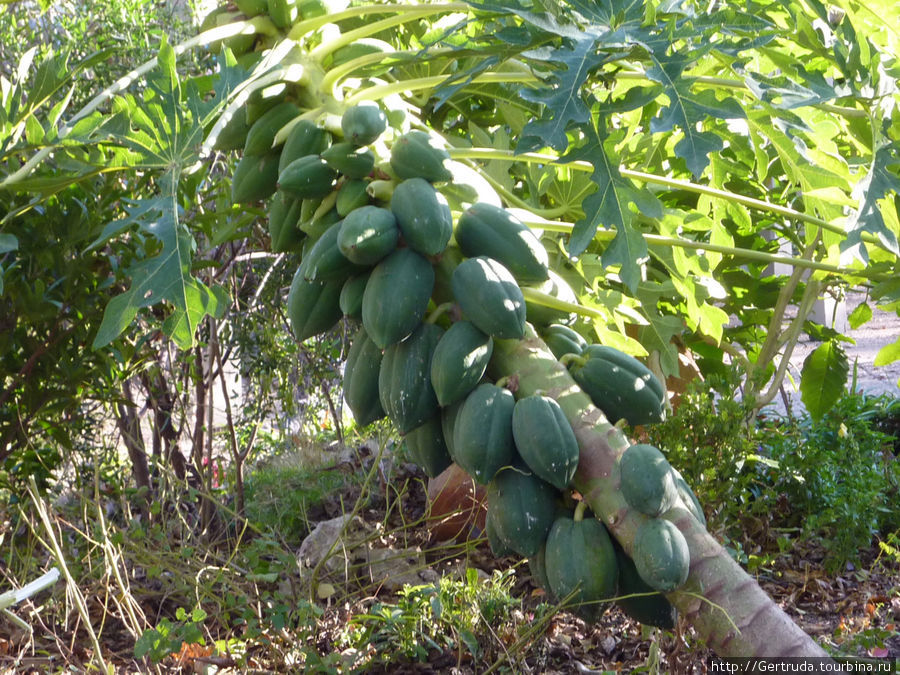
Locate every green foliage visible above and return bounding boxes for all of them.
[764,394,900,571]
[134,606,207,663]
[244,445,362,543]
[340,568,522,668]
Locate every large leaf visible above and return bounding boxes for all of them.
[645,51,746,177]
[800,340,849,420]
[92,41,222,349]
[560,127,661,286]
[844,140,900,260]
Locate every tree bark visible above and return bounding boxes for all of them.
[490,328,826,658]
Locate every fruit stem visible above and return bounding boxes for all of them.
[558,353,584,369]
[344,72,537,106]
[573,500,588,522]
[426,302,455,324]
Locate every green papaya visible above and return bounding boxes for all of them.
[341,102,387,146]
[451,257,526,340]
[545,509,618,621]
[267,0,297,28]
[390,178,453,256]
[390,130,452,183]
[524,270,578,326]
[452,383,516,485]
[405,414,453,479]
[212,108,252,152]
[286,269,343,342]
[511,395,579,491]
[343,326,385,427]
[326,38,394,70]
[429,321,493,407]
[236,0,268,15]
[441,399,464,461]
[337,206,399,265]
[542,324,587,361]
[278,119,329,174]
[336,179,370,216]
[232,152,280,204]
[485,506,515,557]
[632,518,690,592]
[362,248,435,349]
[267,192,305,253]
[322,142,376,179]
[339,272,369,320]
[672,468,706,528]
[613,539,677,630]
[279,155,338,200]
[378,322,443,433]
[455,203,549,284]
[487,466,558,558]
[298,221,364,282]
[570,345,666,426]
[619,444,678,517]
[244,102,301,156]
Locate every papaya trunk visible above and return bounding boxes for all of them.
[490,328,826,658]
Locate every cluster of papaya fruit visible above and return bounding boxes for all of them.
[216,79,705,626]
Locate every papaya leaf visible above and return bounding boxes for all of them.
[92,40,222,349]
[645,51,746,177]
[844,140,900,260]
[560,127,660,289]
[800,340,849,420]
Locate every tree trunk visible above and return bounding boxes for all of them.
[490,328,826,658]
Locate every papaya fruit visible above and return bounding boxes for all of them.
[378,322,443,433]
[511,395,579,491]
[278,119,329,174]
[524,270,578,326]
[244,102,301,156]
[429,320,493,407]
[236,0,268,15]
[487,466,558,558]
[298,221,364,282]
[278,155,338,200]
[337,206,399,265]
[544,508,618,621]
[322,142,376,179]
[267,0,297,28]
[390,130,452,183]
[336,179,370,217]
[451,257,526,340]
[339,272,369,320]
[362,248,435,349]
[569,345,666,426]
[390,178,453,257]
[455,203,549,284]
[541,323,587,361]
[405,414,453,479]
[441,399,464,461]
[485,505,515,557]
[343,326,385,427]
[613,538,677,630]
[286,269,343,342]
[619,444,678,517]
[341,102,387,146]
[672,468,706,528]
[232,152,280,204]
[326,38,394,71]
[452,383,516,485]
[212,108,252,152]
[632,518,690,592]
[267,192,305,253]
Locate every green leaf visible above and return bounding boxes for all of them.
[560,127,660,285]
[0,233,18,253]
[800,341,849,420]
[874,337,900,367]
[847,302,872,330]
[645,52,745,177]
[845,140,900,259]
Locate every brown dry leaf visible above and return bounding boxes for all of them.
[171,642,213,667]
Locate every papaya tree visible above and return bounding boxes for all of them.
[4,0,899,662]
